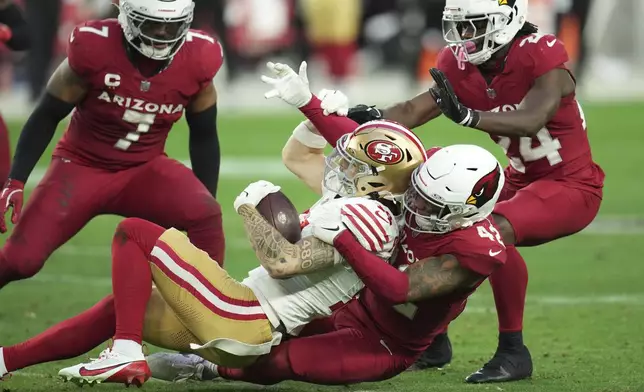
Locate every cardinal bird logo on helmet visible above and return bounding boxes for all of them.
[466,164,502,208]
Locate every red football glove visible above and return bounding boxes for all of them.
[0,179,24,233]
[0,24,12,43]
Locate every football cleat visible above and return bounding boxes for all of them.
[58,348,150,387]
[465,345,533,383]
[406,333,453,371]
[146,352,218,382]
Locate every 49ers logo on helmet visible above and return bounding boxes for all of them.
[364,140,404,165]
[466,164,501,207]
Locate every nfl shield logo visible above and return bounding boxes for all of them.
[140,81,151,92]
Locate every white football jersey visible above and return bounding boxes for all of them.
[243,189,399,336]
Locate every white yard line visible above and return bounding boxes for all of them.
[25,158,294,187]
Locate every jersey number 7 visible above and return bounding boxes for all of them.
[115,110,156,150]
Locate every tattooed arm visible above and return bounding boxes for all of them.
[333,231,485,304]
[237,204,338,279]
[403,255,482,302]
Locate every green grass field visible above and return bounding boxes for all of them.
[1,103,643,392]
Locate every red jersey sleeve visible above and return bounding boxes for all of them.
[450,225,506,276]
[522,33,569,79]
[299,96,358,147]
[67,21,110,80]
[454,247,505,277]
[188,30,224,91]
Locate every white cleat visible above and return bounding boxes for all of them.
[146,352,218,382]
[58,348,150,387]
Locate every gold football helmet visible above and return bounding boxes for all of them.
[324,120,428,202]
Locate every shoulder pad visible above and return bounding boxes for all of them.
[340,198,399,255]
[184,30,224,88]
[67,20,119,78]
[447,221,507,276]
[515,33,569,79]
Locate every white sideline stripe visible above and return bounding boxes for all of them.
[19,156,644,234]
[150,245,265,316]
[25,158,294,187]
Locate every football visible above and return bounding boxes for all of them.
[256,191,302,244]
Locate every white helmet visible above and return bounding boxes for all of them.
[403,144,504,234]
[442,0,528,65]
[118,0,195,60]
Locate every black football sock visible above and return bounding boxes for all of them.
[498,331,524,352]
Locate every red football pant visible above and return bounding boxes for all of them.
[0,155,224,288]
[218,307,416,385]
[495,176,602,246]
[0,114,10,184]
[488,176,602,333]
[3,218,163,372]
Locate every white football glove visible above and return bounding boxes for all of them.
[261,61,313,108]
[311,223,347,245]
[234,180,281,213]
[319,89,350,117]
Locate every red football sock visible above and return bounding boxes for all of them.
[3,295,116,372]
[488,246,528,332]
[112,218,165,343]
[299,96,359,146]
[0,115,10,184]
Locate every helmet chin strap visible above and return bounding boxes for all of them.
[467,38,512,66]
[139,42,173,60]
[467,51,492,66]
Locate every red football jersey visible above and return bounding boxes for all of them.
[437,33,604,194]
[54,19,223,170]
[350,218,506,354]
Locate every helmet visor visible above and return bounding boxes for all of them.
[403,171,467,234]
[131,12,192,48]
[442,14,491,55]
[323,135,371,196]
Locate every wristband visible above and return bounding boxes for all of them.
[460,109,481,128]
[292,120,327,149]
